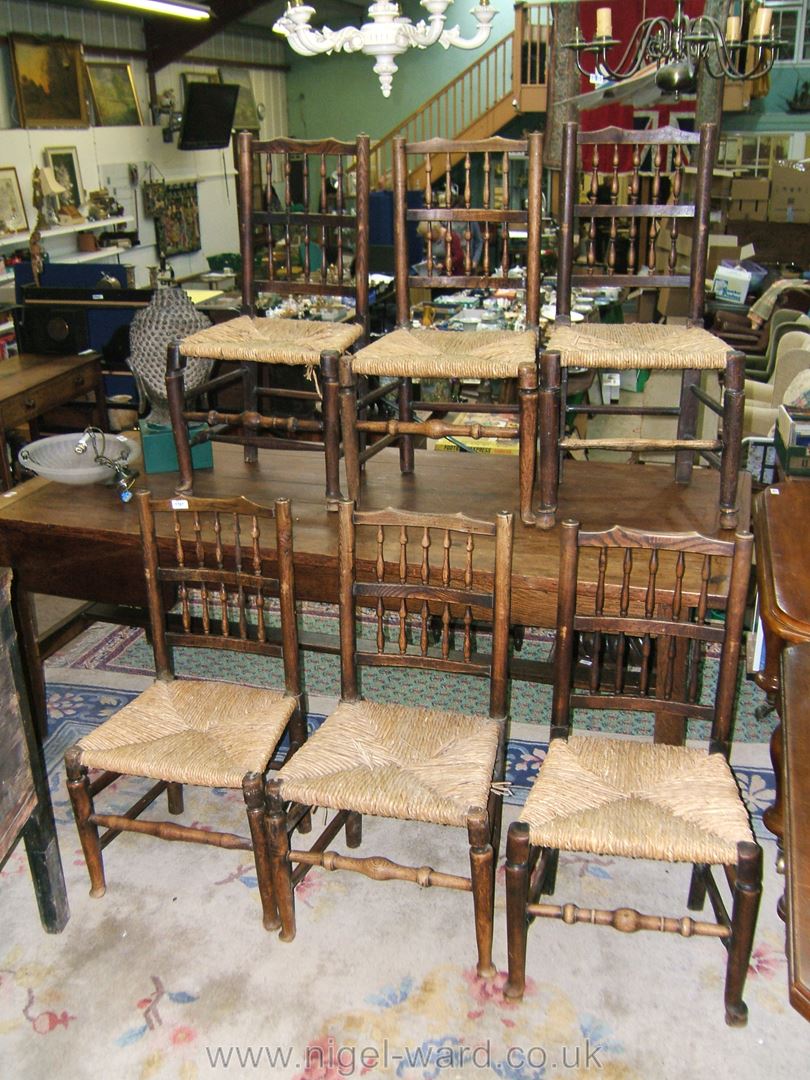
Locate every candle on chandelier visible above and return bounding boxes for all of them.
[595,7,613,39]
[725,15,742,42]
[752,7,773,38]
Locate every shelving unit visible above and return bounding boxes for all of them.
[0,216,135,283]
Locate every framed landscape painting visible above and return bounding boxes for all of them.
[219,67,260,132]
[0,168,29,236]
[9,35,88,128]
[43,147,84,210]
[86,61,142,126]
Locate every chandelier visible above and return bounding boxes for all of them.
[565,1,782,94]
[273,0,498,98]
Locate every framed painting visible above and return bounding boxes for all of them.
[86,61,142,126]
[0,168,29,236]
[9,35,88,129]
[181,70,220,105]
[43,147,84,210]
[219,67,260,132]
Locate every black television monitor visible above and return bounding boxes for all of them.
[178,83,239,151]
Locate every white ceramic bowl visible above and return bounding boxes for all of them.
[18,432,141,486]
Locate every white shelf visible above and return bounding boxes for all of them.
[65,246,128,264]
[0,230,30,252]
[40,215,134,239]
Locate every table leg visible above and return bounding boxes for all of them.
[11,583,47,743]
[21,801,69,933]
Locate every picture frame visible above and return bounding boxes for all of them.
[9,35,88,129]
[219,67,260,132]
[86,61,142,126]
[0,168,29,236]
[43,147,84,211]
[181,70,221,105]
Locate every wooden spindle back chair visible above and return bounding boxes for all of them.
[167,132,370,508]
[267,500,514,976]
[65,493,305,931]
[340,134,543,524]
[539,123,745,530]
[505,521,762,1026]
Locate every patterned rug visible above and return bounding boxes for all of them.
[0,622,803,1079]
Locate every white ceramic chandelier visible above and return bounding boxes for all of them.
[273,0,498,98]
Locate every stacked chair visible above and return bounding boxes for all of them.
[538,122,745,530]
[166,132,370,508]
[339,134,543,525]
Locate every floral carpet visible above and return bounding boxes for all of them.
[0,622,804,1079]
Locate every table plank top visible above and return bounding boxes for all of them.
[0,443,749,628]
[753,483,810,643]
[0,353,100,401]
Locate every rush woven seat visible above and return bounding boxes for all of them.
[65,493,305,932]
[537,122,745,531]
[278,699,501,828]
[180,316,364,367]
[547,323,732,370]
[341,134,543,525]
[520,736,753,865]
[76,681,297,790]
[504,522,762,1027]
[351,327,537,381]
[166,132,370,509]
[267,501,514,976]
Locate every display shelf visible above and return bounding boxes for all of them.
[0,230,29,251]
[67,245,128,264]
[40,215,134,239]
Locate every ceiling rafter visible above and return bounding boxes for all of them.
[144,0,273,73]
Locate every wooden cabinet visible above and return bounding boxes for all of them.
[0,566,68,932]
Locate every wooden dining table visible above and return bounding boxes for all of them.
[0,442,749,743]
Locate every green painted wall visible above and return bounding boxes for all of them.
[283,3,515,140]
[722,64,810,132]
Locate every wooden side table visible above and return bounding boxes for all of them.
[0,566,68,932]
[0,351,106,490]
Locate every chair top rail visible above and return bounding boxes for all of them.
[251,136,365,156]
[575,124,704,146]
[404,136,531,154]
[574,521,748,559]
[354,505,500,537]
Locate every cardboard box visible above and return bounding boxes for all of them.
[769,162,810,221]
[775,427,810,477]
[657,287,691,319]
[728,199,768,221]
[712,265,751,304]
[730,177,770,201]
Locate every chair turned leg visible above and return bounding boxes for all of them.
[242,773,281,932]
[540,848,559,897]
[320,350,343,511]
[242,361,259,466]
[398,377,414,475]
[64,746,106,899]
[536,350,561,530]
[518,361,538,526]
[167,783,184,815]
[468,808,496,979]
[339,356,361,504]
[504,821,531,1001]
[724,842,763,1027]
[687,863,709,911]
[345,811,363,848]
[267,779,296,942]
[166,342,194,496]
[718,352,744,531]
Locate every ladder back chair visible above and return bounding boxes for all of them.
[267,500,513,976]
[340,134,543,524]
[505,522,762,1026]
[167,132,370,508]
[65,492,306,931]
[538,123,745,530]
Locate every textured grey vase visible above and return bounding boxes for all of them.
[128,285,213,427]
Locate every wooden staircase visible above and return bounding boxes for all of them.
[369,2,551,188]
